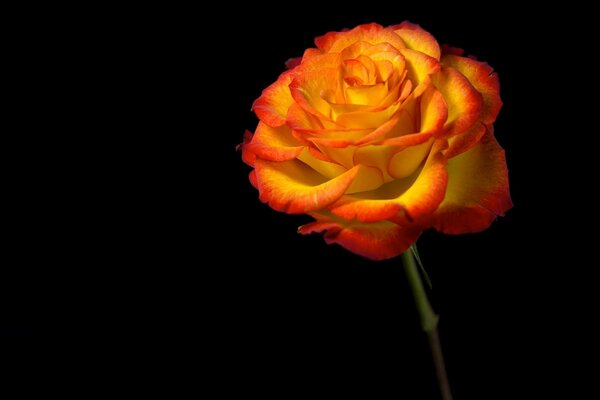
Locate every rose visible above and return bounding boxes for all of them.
[241,22,512,260]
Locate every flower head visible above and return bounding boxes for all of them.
[242,22,511,260]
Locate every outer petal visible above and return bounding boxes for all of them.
[252,71,295,127]
[254,160,377,214]
[240,130,255,166]
[243,122,305,162]
[244,143,303,162]
[391,22,441,60]
[298,212,421,260]
[329,140,448,223]
[441,55,502,124]
[248,170,258,189]
[432,66,483,136]
[429,130,512,233]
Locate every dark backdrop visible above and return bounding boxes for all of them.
[3,4,589,398]
[212,5,580,399]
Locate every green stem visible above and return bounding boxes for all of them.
[401,246,453,400]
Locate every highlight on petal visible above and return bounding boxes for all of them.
[429,129,512,234]
[255,159,367,214]
[298,212,421,260]
[431,66,483,136]
[441,54,502,124]
[391,22,441,60]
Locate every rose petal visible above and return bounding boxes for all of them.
[297,148,347,179]
[301,48,323,61]
[307,114,408,148]
[355,131,433,182]
[329,140,448,223]
[381,131,432,147]
[431,66,483,136]
[441,45,464,57]
[360,51,406,82]
[252,71,295,127]
[339,41,376,60]
[244,143,304,162]
[345,82,389,106]
[399,48,441,86]
[299,212,421,260]
[343,58,371,86]
[315,23,406,54]
[429,129,512,233]
[248,170,258,189]
[334,102,402,129]
[419,86,448,135]
[285,57,302,69]
[391,22,441,60]
[354,145,399,183]
[290,67,341,121]
[388,138,434,179]
[240,130,255,166]
[444,122,487,159]
[346,165,384,193]
[254,159,370,214]
[286,102,325,134]
[243,122,305,162]
[442,55,502,124]
[315,145,357,169]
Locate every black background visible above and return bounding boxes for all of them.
[2,4,591,398]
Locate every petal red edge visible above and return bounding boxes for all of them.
[252,71,295,128]
[442,55,502,124]
[298,213,421,260]
[254,160,361,214]
[429,130,512,234]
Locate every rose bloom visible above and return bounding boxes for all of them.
[241,22,512,260]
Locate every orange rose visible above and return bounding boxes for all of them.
[241,22,512,260]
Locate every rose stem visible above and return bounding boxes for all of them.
[401,246,453,400]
